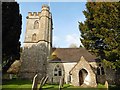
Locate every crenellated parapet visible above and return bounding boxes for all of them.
[28,12,41,16]
[27,4,51,19]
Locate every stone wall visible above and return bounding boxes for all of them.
[105,68,120,85]
[47,63,64,84]
[19,4,52,81]
[24,4,52,45]
[47,62,76,84]
[89,62,120,85]
[95,66,120,85]
[115,70,120,85]
[18,43,48,80]
[70,56,97,87]
[62,63,77,84]
[91,62,106,84]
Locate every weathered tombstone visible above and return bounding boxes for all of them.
[39,76,48,90]
[39,76,45,90]
[104,81,108,90]
[9,74,12,79]
[42,76,48,86]
[51,77,53,84]
[32,74,38,90]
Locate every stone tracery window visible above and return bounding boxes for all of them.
[34,20,39,29]
[54,65,62,76]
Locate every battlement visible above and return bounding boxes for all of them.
[28,5,50,17]
[28,12,41,16]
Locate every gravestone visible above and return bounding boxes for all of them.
[39,76,48,90]
[104,81,108,89]
[32,74,38,90]
[42,76,48,86]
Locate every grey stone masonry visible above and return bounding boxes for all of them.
[19,4,53,80]
[70,56,97,87]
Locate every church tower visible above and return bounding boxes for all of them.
[24,4,53,55]
[19,5,53,80]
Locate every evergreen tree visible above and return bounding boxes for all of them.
[2,2,22,73]
[79,2,120,69]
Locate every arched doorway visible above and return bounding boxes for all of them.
[79,69,88,85]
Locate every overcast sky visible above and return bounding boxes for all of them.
[17,1,87,47]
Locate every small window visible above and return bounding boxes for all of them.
[54,65,62,76]
[97,64,105,75]
[101,67,105,75]
[34,20,39,29]
[32,34,36,41]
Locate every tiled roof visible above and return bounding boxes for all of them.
[49,48,98,63]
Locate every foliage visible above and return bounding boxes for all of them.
[20,43,48,75]
[102,59,116,69]
[97,83,105,88]
[79,2,120,69]
[102,59,120,69]
[2,2,22,73]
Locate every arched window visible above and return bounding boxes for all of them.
[97,64,105,75]
[34,20,39,29]
[32,33,36,41]
[54,65,62,76]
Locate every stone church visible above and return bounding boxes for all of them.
[19,4,107,87]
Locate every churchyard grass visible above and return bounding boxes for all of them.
[2,79,32,90]
[2,79,119,90]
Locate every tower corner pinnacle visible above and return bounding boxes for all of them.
[42,4,50,11]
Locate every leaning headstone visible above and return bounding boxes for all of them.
[104,81,108,89]
[42,76,48,86]
[39,76,45,90]
[32,74,38,90]
[39,76,48,90]
[9,74,12,79]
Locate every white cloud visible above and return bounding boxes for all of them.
[53,34,83,48]
[65,34,83,47]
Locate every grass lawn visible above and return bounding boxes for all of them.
[2,79,119,90]
[2,79,32,90]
